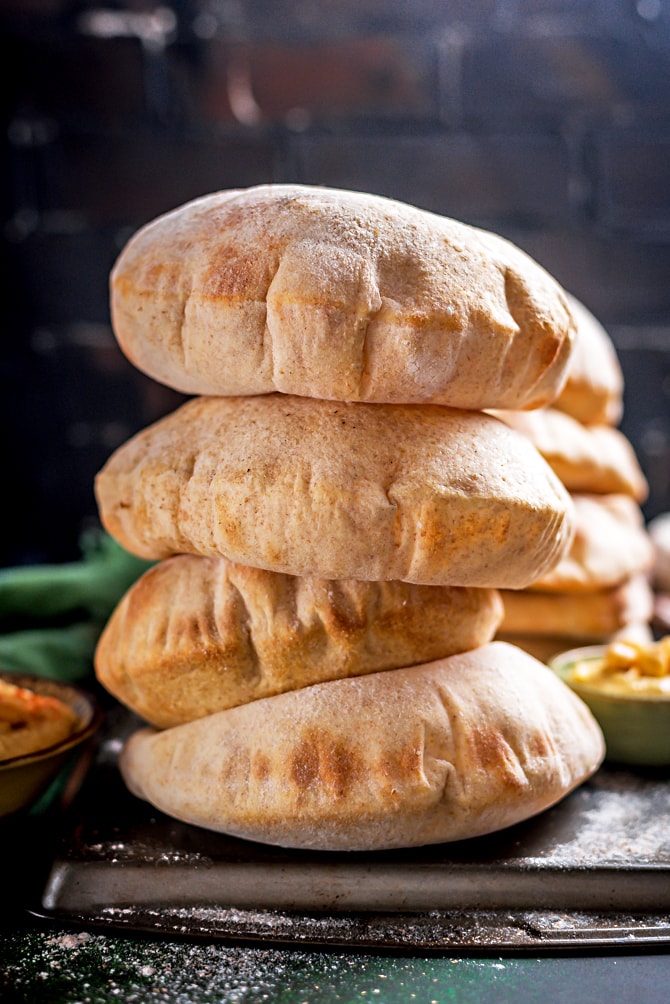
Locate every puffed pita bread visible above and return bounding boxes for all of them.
[488,407,648,502]
[119,642,605,852]
[94,554,503,729]
[495,620,655,664]
[529,494,653,593]
[554,295,624,426]
[94,395,574,589]
[110,184,575,410]
[498,574,654,640]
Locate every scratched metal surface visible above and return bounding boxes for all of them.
[32,708,670,952]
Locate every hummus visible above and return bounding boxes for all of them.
[0,679,80,760]
[569,637,670,698]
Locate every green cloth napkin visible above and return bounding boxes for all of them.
[0,529,154,682]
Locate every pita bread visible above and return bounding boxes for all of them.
[110,184,575,410]
[94,554,503,729]
[95,395,574,589]
[529,494,653,593]
[119,642,605,851]
[554,295,624,426]
[495,620,655,664]
[498,574,654,639]
[488,408,648,502]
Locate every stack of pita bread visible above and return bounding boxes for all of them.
[492,296,655,662]
[93,185,604,852]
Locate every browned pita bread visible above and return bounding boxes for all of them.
[529,494,653,593]
[496,621,655,664]
[498,574,654,640]
[488,408,648,502]
[95,395,574,589]
[119,642,605,851]
[94,554,503,729]
[554,295,624,426]
[110,185,575,410]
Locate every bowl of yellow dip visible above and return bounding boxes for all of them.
[550,638,670,767]
[0,672,102,817]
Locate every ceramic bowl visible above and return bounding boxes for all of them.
[0,671,102,818]
[549,645,670,768]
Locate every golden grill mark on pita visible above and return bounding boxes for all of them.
[119,643,605,852]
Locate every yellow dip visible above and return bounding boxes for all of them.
[0,679,79,760]
[569,637,670,698]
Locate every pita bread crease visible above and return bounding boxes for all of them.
[110,184,575,410]
[119,642,605,852]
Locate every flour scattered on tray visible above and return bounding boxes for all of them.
[526,772,670,864]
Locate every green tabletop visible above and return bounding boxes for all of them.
[2,917,670,1003]
[2,795,669,1004]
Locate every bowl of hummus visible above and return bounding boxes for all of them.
[0,671,101,817]
[550,638,670,767]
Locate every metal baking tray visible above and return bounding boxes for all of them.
[31,707,670,952]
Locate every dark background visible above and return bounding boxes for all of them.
[2,0,670,567]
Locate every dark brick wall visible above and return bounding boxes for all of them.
[2,0,670,564]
